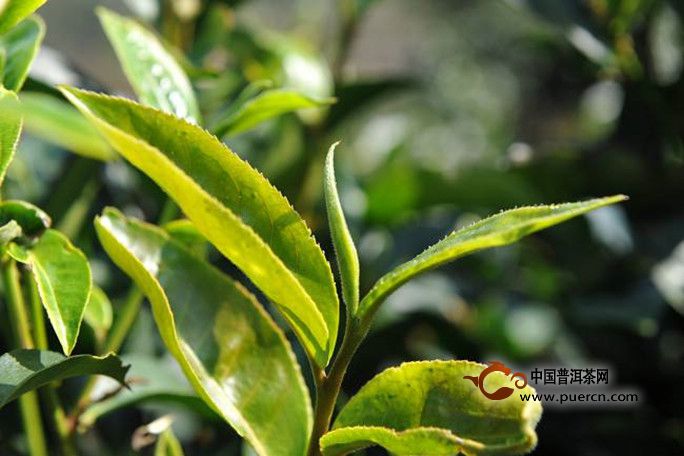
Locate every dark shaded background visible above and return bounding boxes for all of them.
[1,0,683,455]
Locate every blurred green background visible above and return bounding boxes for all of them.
[2,0,683,454]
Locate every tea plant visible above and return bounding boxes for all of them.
[0,2,627,455]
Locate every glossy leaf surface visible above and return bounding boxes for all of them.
[0,349,128,409]
[212,88,333,138]
[98,8,200,123]
[9,229,91,355]
[0,16,43,91]
[62,87,338,367]
[359,195,628,318]
[0,0,45,35]
[95,208,312,456]
[19,92,114,160]
[323,361,542,455]
[324,142,359,314]
[0,87,20,188]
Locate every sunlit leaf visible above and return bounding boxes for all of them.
[19,92,115,160]
[359,195,628,318]
[83,286,113,342]
[0,87,20,188]
[9,229,91,355]
[0,0,45,35]
[321,361,542,455]
[211,88,334,138]
[0,349,128,409]
[0,16,44,91]
[0,219,21,244]
[324,142,359,314]
[62,87,339,367]
[95,208,313,456]
[97,7,201,123]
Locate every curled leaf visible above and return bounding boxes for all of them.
[0,349,128,409]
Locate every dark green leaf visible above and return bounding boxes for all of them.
[9,229,91,355]
[0,200,50,240]
[324,142,359,314]
[0,349,128,409]
[0,16,44,91]
[0,0,45,35]
[359,196,628,319]
[95,208,313,456]
[97,8,201,123]
[62,87,339,367]
[322,361,542,455]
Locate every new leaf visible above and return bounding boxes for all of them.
[61,87,339,367]
[359,196,628,319]
[95,208,312,456]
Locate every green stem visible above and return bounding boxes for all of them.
[3,260,49,456]
[307,317,369,456]
[28,279,77,456]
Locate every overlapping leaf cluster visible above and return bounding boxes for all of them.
[0,2,629,456]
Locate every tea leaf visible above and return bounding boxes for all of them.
[97,8,200,123]
[0,199,50,240]
[359,195,628,318]
[0,87,21,188]
[79,354,208,428]
[321,360,542,455]
[9,229,91,355]
[155,428,185,456]
[0,349,128,409]
[211,88,333,138]
[19,92,115,160]
[95,208,313,456]
[324,142,359,315]
[163,219,208,259]
[0,16,44,91]
[62,87,339,367]
[83,286,113,341]
[0,0,45,35]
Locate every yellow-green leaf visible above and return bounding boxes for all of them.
[322,361,542,456]
[359,195,628,318]
[0,0,45,35]
[61,87,338,367]
[155,428,185,456]
[95,208,313,456]
[211,88,334,138]
[0,87,20,187]
[0,199,50,241]
[19,92,115,160]
[0,16,44,91]
[97,7,200,124]
[83,285,113,342]
[10,229,92,355]
[0,349,128,409]
[324,142,359,315]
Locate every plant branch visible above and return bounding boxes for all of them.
[307,317,369,456]
[3,260,48,456]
